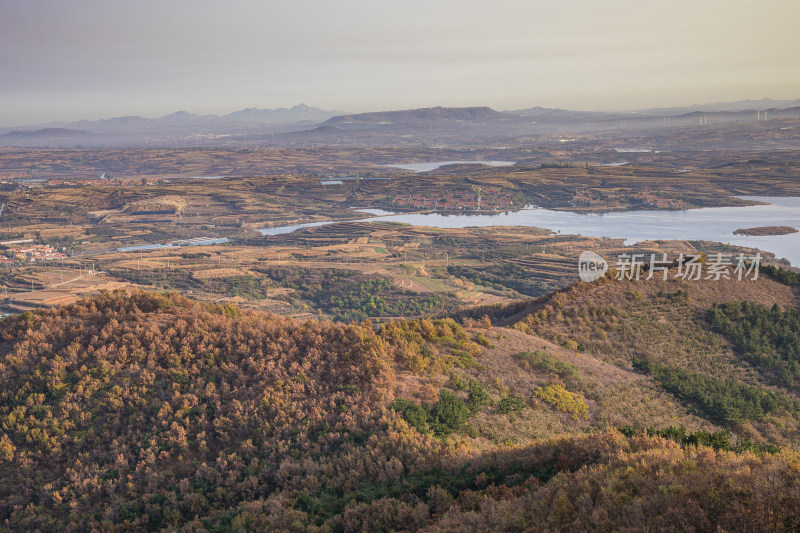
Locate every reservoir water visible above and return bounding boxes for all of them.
[353,208,396,216]
[258,221,335,236]
[383,160,516,172]
[257,196,800,266]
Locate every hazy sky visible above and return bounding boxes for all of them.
[1,0,798,125]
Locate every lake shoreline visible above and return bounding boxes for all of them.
[255,196,800,265]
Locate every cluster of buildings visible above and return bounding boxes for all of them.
[393,189,514,211]
[3,244,67,263]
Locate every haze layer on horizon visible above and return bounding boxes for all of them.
[1,0,798,126]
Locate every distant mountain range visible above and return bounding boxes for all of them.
[508,98,800,117]
[38,103,345,132]
[1,127,91,139]
[1,99,798,148]
[0,104,347,147]
[315,101,800,131]
[634,98,800,115]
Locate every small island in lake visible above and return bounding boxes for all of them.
[733,225,799,236]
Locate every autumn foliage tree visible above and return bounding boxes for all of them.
[1,290,799,532]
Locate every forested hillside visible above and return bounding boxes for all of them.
[1,288,800,531]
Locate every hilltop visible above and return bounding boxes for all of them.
[322,106,511,127]
[0,269,799,530]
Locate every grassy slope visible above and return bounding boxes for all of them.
[502,273,800,446]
